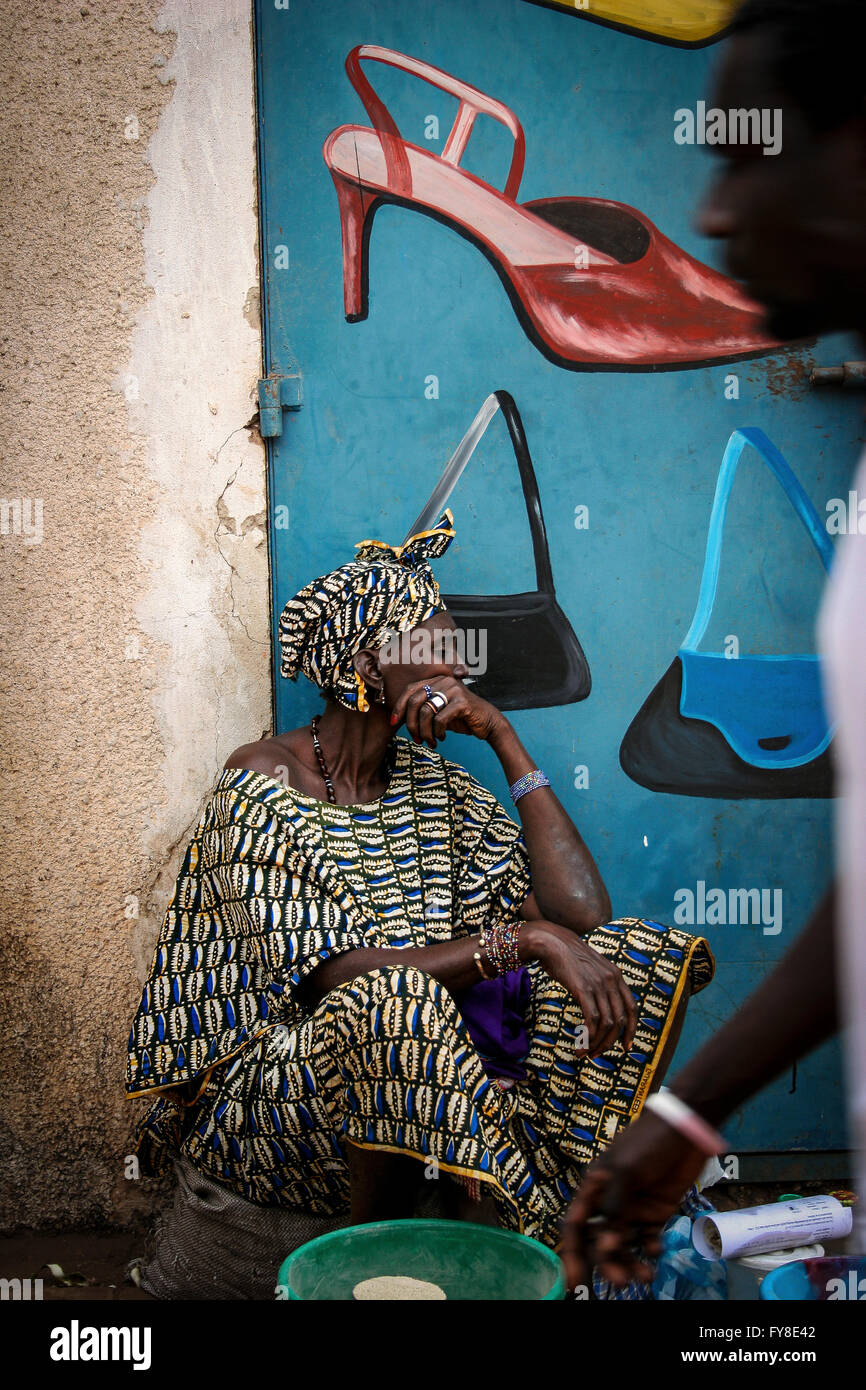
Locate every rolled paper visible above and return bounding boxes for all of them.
[693,1195,853,1262]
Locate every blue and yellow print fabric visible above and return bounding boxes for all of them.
[126,736,713,1248]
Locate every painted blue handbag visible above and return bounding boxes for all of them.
[620,427,836,798]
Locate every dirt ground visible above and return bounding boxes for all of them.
[0,1178,853,1301]
[0,1230,155,1301]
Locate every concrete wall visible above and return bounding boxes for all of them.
[0,0,268,1230]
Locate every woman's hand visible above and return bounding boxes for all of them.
[521,920,637,1056]
[389,666,505,747]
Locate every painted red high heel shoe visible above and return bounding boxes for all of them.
[323,44,780,371]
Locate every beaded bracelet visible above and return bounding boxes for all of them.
[483,920,522,976]
[510,769,551,804]
[499,921,521,973]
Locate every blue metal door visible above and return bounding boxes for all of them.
[254,0,864,1164]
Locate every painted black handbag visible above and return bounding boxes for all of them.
[403,389,590,711]
[620,427,835,799]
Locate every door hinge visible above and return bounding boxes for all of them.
[257,363,303,436]
[810,361,866,389]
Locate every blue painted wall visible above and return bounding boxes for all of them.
[255,0,863,1155]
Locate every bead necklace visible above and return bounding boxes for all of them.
[310,715,397,805]
[310,715,336,802]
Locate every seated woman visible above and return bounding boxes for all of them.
[126,509,714,1250]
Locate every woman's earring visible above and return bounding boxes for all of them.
[376,685,386,705]
[355,671,370,713]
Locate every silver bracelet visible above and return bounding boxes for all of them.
[510,769,551,804]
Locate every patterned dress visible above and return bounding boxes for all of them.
[127,736,714,1248]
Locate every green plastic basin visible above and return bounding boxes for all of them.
[276,1218,565,1301]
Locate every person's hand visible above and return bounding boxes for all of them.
[523,920,637,1057]
[389,663,505,747]
[558,1110,708,1292]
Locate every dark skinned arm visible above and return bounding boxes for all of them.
[672,882,838,1120]
[299,917,637,1055]
[299,934,498,1010]
[387,663,612,936]
[560,884,838,1289]
[486,717,611,933]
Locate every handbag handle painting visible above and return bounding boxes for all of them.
[404,389,555,595]
[679,427,835,770]
[407,389,589,709]
[491,388,556,595]
[620,427,836,796]
[681,426,834,653]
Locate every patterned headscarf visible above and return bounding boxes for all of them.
[278,508,456,712]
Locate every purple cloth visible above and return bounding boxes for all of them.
[452,968,532,1081]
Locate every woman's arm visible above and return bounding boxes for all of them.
[299,919,636,1056]
[389,677,611,937]
[487,716,611,934]
[299,934,488,1008]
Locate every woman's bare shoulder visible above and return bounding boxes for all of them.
[223,731,304,780]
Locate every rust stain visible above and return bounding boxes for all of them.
[748,350,816,401]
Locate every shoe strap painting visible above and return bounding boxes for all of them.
[409,389,591,712]
[621,429,836,798]
[343,43,527,204]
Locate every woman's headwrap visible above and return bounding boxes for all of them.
[278,509,456,712]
